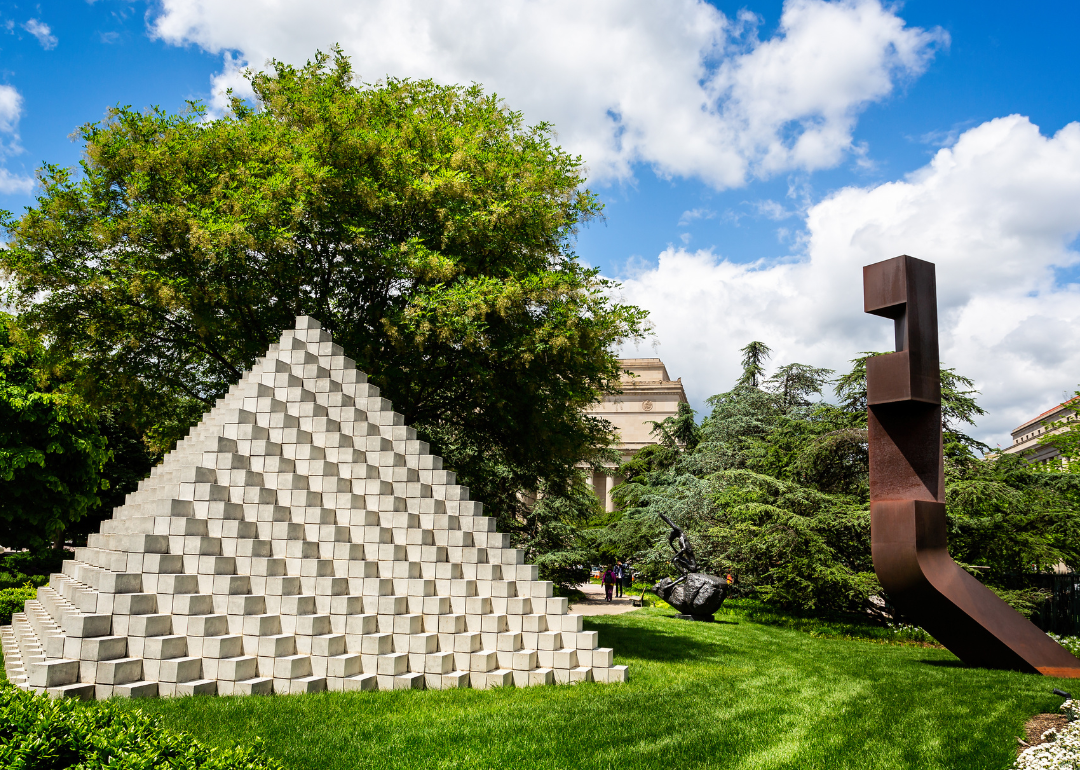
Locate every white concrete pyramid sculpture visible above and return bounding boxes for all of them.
[1,317,627,699]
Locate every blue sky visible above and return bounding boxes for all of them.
[2,0,1080,447]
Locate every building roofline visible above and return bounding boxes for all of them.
[1012,395,1080,434]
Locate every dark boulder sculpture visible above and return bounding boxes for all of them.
[653,513,726,620]
[654,573,726,620]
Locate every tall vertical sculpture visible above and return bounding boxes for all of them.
[865,255,1080,677]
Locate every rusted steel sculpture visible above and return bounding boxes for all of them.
[865,255,1080,676]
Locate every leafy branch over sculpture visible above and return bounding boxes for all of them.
[0,48,648,588]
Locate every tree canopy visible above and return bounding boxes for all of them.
[0,49,647,556]
[602,344,1080,621]
[0,315,110,550]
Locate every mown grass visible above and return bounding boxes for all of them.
[72,605,1073,770]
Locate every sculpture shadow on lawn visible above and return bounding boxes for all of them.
[586,616,733,663]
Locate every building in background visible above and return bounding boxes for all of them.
[583,358,688,511]
[1001,396,1079,464]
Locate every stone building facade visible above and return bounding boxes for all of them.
[1001,396,1079,464]
[583,359,689,512]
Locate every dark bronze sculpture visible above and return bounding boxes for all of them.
[865,254,1080,676]
[654,513,726,620]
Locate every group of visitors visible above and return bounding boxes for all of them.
[600,561,633,602]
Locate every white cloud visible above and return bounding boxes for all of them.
[0,84,33,193]
[0,167,33,194]
[616,115,1080,449]
[149,0,944,188]
[23,19,57,50]
[678,208,716,226]
[0,85,21,134]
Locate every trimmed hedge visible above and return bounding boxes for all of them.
[0,682,284,769]
[0,585,36,625]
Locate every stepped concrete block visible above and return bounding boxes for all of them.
[62,614,111,638]
[71,636,128,662]
[273,655,312,679]
[128,614,172,637]
[0,316,625,699]
[473,669,513,690]
[28,660,79,688]
[220,677,273,696]
[97,658,143,685]
[158,656,203,682]
[199,634,244,659]
[592,648,614,667]
[113,680,159,698]
[172,679,218,697]
[46,682,96,700]
[205,656,257,681]
[469,651,497,673]
[114,593,158,615]
[597,664,629,683]
[280,676,327,695]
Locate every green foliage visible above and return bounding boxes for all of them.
[0,549,68,591]
[0,586,36,625]
[516,473,600,593]
[945,451,1080,578]
[647,401,700,451]
[0,47,646,547]
[0,316,110,550]
[736,340,771,388]
[0,682,283,768]
[604,344,1080,622]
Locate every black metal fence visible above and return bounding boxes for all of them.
[1024,573,1080,637]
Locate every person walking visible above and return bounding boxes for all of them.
[601,566,616,602]
[614,561,624,598]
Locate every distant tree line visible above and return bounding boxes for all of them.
[597,342,1080,621]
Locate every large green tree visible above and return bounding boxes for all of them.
[0,315,110,550]
[605,345,1080,620]
[0,49,647,551]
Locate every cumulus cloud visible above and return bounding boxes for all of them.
[0,84,32,193]
[149,0,945,188]
[616,115,1080,449]
[23,19,57,50]
[0,85,21,134]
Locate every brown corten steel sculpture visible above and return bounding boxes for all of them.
[865,254,1080,677]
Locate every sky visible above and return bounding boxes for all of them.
[1,0,1079,450]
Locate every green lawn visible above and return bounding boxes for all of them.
[78,606,1072,770]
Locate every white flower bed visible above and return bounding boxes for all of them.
[1050,635,1080,658]
[1014,700,1080,770]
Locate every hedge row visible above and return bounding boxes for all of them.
[0,682,283,769]
[1,585,37,625]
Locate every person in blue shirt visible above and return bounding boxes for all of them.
[614,561,624,598]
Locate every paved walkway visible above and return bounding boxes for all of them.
[567,581,640,616]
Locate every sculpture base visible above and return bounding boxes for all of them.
[674,614,715,622]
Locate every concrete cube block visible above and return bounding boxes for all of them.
[28,659,79,688]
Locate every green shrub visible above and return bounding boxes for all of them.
[0,585,36,625]
[0,682,283,768]
[0,548,69,593]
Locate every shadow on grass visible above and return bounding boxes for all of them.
[691,619,739,625]
[918,659,967,668]
[584,614,733,663]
